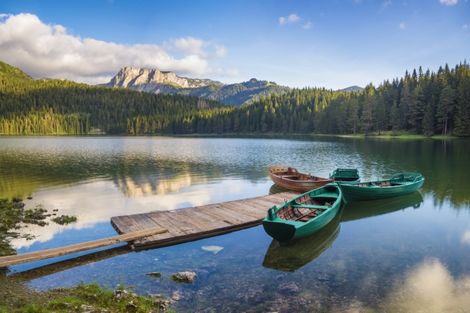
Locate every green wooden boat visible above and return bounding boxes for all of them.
[262,183,342,242]
[329,168,360,183]
[339,172,424,201]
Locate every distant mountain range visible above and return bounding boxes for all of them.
[338,85,364,92]
[102,67,291,106]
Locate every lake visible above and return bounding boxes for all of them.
[1,136,470,312]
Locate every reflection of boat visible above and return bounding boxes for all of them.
[269,165,332,192]
[339,172,425,201]
[342,191,423,222]
[262,191,423,272]
[268,184,290,195]
[263,184,342,241]
[263,213,341,272]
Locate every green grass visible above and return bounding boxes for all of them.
[0,281,173,313]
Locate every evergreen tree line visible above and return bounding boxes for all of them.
[1,62,469,136]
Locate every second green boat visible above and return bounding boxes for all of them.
[262,183,342,242]
[338,172,424,201]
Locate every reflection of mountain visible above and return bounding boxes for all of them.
[0,153,226,199]
[262,192,424,272]
[263,213,341,272]
[114,173,208,197]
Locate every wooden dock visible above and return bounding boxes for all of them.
[0,227,167,268]
[0,192,296,268]
[111,192,297,249]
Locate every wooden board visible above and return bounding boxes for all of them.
[0,227,167,267]
[111,192,298,249]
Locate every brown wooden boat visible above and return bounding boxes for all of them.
[268,165,332,192]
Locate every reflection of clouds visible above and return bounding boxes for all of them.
[11,178,268,250]
[384,259,470,313]
[461,230,470,246]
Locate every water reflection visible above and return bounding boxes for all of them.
[263,213,341,272]
[263,192,423,272]
[11,178,267,250]
[342,191,423,221]
[382,258,470,313]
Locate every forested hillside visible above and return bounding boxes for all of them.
[0,61,225,135]
[1,61,469,136]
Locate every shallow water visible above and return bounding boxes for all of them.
[1,136,469,312]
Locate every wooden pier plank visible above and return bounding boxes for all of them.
[0,227,168,267]
[111,191,297,249]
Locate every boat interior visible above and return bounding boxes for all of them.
[276,193,337,222]
[356,181,402,187]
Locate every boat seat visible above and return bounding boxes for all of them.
[277,205,319,222]
[292,204,328,210]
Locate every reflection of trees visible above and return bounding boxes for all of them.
[0,152,257,199]
[0,138,468,207]
[346,139,470,209]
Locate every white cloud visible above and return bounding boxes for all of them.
[214,44,227,58]
[439,0,458,5]
[279,13,301,25]
[303,21,313,29]
[0,13,234,83]
[172,36,205,56]
[399,22,406,29]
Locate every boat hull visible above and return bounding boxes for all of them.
[269,172,331,192]
[262,184,342,242]
[339,173,424,201]
[268,165,333,193]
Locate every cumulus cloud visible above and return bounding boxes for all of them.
[303,21,313,29]
[0,13,233,83]
[279,13,301,25]
[439,0,458,5]
[172,36,205,56]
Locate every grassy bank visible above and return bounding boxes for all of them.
[0,280,172,313]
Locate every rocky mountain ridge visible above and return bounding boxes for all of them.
[103,67,290,106]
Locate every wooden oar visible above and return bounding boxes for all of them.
[0,227,167,267]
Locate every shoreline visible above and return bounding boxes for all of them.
[0,132,459,140]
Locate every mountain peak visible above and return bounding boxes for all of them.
[103,66,290,105]
[339,85,364,92]
[107,66,222,89]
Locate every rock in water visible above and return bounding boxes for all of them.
[146,271,162,278]
[171,271,197,283]
[201,245,224,254]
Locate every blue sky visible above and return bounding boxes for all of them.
[0,0,469,88]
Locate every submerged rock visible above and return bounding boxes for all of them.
[146,271,162,278]
[171,290,182,302]
[171,271,197,283]
[279,282,300,294]
[152,295,172,311]
[201,245,224,254]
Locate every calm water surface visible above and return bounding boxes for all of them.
[1,136,470,312]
